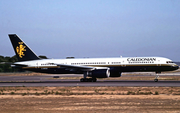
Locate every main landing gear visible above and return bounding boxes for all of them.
[154,72,160,82]
[80,72,97,82]
[80,78,97,82]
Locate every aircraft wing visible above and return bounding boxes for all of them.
[54,63,95,71]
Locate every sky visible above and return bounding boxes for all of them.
[0,0,180,61]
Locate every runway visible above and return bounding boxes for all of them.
[0,75,180,87]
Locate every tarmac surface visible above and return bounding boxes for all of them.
[0,75,180,87]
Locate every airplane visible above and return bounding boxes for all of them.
[9,34,179,82]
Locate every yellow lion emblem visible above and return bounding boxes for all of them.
[16,42,26,58]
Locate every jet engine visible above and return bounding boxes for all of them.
[87,68,110,78]
[109,71,122,77]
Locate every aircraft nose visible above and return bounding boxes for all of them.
[176,65,179,70]
[173,64,179,70]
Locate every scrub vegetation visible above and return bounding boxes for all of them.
[0,87,180,113]
[0,86,180,96]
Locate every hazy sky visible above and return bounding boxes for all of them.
[0,0,180,61]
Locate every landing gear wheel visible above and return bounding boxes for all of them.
[154,79,158,82]
[80,78,97,82]
[88,78,92,82]
[80,78,88,82]
[92,78,97,82]
[83,78,88,82]
[80,78,84,82]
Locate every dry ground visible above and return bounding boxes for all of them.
[0,87,180,113]
[0,71,180,113]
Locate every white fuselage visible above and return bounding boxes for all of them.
[14,57,178,74]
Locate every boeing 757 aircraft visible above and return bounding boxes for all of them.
[9,34,179,82]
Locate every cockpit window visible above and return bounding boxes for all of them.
[166,61,174,64]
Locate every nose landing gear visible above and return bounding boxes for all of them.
[154,72,160,82]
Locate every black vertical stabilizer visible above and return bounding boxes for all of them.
[9,34,40,61]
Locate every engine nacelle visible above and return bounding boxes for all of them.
[109,71,122,77]
[87,69,110,78]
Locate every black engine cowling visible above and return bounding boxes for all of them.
[87,69,110,78]
[109,71,121,77]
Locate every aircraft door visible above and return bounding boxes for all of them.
[36,62,39,68]
[157,60,161,66]
[121,60,126,67]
